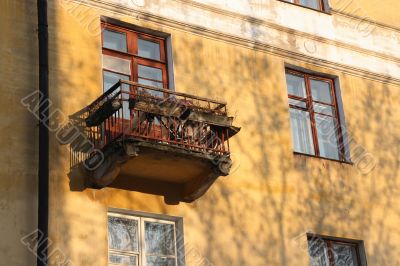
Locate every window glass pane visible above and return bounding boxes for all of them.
[289,108,315,155]
[138,65,164,98]
[285,73,307,98]
[139,39,161,61]
[138,78,163,89]
[332,244,359,266]
[103,29,127,52]
[289,98,307,108]
[103,71,130,119]
[138,65,163,81]
[308,238,329,266]
[310,79,333,103]
[315,114,340,160]
[103,71,130,92]
[300,0,321,9]
[102,54,131,76]
[108,216,139,252]
[109,254,138,266]
[138,78,164,98]
[313,103,334,116]
[146,256,176,266]
[145,222,176,256]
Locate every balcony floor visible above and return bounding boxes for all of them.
[89,139,231,203]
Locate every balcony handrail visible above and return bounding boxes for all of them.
[69,80,238,170]
[85,81,121,114]
[119,80,227,107]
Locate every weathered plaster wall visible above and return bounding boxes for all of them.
[1,0,399,265]
[95,0,400,81]
[0,0,38,265]
[43,1,400,265]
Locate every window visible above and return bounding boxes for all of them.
[283,0,325,11]
[308,234,366,266]
[102,23,168,100]
[108,212,183,266]
[285,69,346,161]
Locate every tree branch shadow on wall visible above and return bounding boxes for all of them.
[52,8,400,265]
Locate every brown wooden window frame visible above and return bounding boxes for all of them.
[101,22,169,93]
[282,0,326,12]
[285,68,347,162]
[307,234,366,266]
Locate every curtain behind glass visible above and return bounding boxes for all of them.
[289,108,315,155]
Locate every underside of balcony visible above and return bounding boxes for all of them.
[69,80,240,203]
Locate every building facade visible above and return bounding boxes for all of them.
[1,0,400,265]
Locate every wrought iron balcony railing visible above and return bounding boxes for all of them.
[68,80,240,202]
[83,80,237,155]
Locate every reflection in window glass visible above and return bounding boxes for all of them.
[288,98,307,108]
[103,29,127,52]
[308,236,362,266]
[109,254,138,266]
[103,71,130,92]
[146,256,176,266]
[138,65,164,97]
[138,79,164,98]
[138,65,163,81]
[108,216,139,252]
[286,73,307,98]
[102,54,131,76]
[138,78,163,89]
[332,244,359,266]
[313,103,334,116]
[289,109,315,155]
[300,0,321,9]
[138,39,161,61]
[310,79,332,103]
[315,114,340,160]
[308,238,329,266]
[145,222,175,256]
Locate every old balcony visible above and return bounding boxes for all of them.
[70,80,240,203]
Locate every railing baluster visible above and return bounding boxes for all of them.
[221,129,225,152]
[137,110,140,136]
[167,117,170,142]
[226,128,230,153]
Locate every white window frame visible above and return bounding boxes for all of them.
[108,212,141,266]
[140,217,178,266]
[108,212,183,266]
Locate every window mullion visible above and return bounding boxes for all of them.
[140,217,145,266]
[326,241,336,266]
[305,75,319,156]
[127,31,137,55]
[320,0,325,11]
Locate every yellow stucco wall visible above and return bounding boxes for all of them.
[0,1,38,265]
[330,0,400,28]
[2,0,400,265]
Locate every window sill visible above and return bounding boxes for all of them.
[293,152,353,165]
[276,0,332,15]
